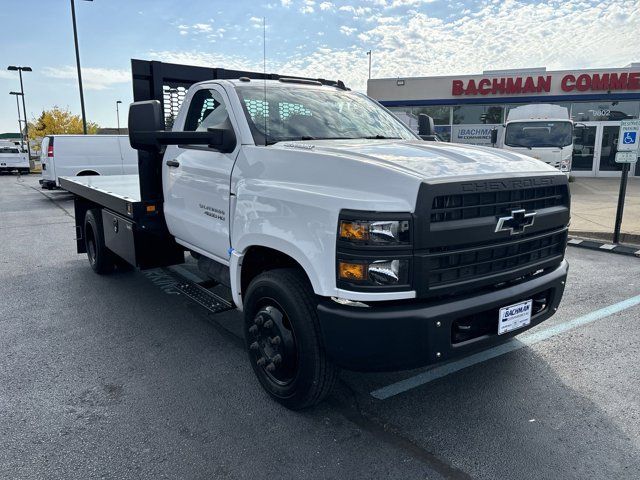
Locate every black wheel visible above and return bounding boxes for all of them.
[84,209,115,274]
[243,268,338,410]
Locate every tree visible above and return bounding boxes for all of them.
[28,107,100,152]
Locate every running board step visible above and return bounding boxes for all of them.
[174,280,234,314]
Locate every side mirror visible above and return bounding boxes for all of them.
[418,114,434,137]
[129,100,165,151]
[206,126,236,154]
[490,128,498,145]
[128,100,236,153]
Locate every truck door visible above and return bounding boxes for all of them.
[162,86,239,263]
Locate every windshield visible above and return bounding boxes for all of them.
[505,121,572,148]
[236,85,417,145]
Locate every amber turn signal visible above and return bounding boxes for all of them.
[338,261,366,281]
[339,220,369,241]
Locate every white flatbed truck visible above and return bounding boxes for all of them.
[60,60,570,409]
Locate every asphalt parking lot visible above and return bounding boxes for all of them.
[1,174,640,480]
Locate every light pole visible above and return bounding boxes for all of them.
[7,66,32,159]
[116,100,122,133]
[366,50,372,80]
[9,92,25,151]
[70,0,93,134]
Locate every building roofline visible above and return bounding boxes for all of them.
[369,65,640,83]
[379,92,640,107]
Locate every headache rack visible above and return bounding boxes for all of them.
[130,59,343,204]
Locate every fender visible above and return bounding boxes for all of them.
[231,233,327,310]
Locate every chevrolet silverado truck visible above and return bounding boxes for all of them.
[60,60,570,409]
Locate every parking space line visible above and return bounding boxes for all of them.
[370,293,640,400]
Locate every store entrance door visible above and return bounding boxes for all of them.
[571,124,597,175]
[572,122,638,177]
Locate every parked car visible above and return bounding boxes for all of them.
[39,135,137,189]
[0,141,29,174]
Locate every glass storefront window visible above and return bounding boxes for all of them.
[412,106,451,125]
[387,106,452,132]
[453,105,503,124]
[570,101,639,122]
[572,125,597,171]
[434,125,451,142]
[599,125,624,171]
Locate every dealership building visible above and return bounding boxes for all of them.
[368,65,640,177]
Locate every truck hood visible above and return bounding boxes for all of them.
[275,139,559,181]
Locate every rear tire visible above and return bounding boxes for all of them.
[243,268,338,410]
[84,209,116,274]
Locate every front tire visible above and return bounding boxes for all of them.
[243,268,338,410]
[84,209,116,274]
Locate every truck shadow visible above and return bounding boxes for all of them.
[19,261,638,479]
[340,347,640,479]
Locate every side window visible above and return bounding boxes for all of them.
[183,89,230,132]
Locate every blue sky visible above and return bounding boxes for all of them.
[1,0,639,132]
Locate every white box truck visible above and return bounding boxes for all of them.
[60,60,569,409]
[39,135,137,189]
[492,104,574,174]
[0,141,30,174]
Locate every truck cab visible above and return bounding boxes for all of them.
[61,61,570,409]
[496,104,573,174]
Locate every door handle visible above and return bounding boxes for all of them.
[166,159,180,167]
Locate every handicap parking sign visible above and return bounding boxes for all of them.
[618,119,640,151]
[623,131,637,144]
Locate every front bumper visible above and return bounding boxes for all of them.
[317,260,568,372]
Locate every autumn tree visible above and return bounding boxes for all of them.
[28,107,100,152]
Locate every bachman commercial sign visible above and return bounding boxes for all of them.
[452,72,640,96]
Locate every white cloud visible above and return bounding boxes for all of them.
[280,0,292,6]
[385,0,437,8]
[43,66,129,91]
[154,0,640,95]
[192,23,213,33]
[300,5,314,14]
[339,25,357,35]
[178,22,214,35]
[339,5,372,16]
[319,1,334,10]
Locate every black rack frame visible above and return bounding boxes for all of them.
[130,59,341,204]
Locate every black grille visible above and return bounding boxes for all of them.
[431,185,568,223]
[426,229,567,288]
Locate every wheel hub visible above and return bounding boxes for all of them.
[249,305,296,384]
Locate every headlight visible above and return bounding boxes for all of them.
[336,210,412,291]
[338,219,410,245]
[338,259,409,286]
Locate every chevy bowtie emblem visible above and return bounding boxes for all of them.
[495,209,537,235]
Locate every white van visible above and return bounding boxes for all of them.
[39,135,137,189]
[0,141,29,174]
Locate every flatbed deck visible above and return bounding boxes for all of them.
[59,175,142,218]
